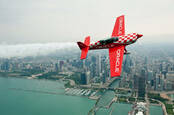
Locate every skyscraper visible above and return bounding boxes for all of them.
[55,63,59,72]
[80,72,87,85]
[59,60,64,72]
[96,54,101,77]
[1,59,10,71]
[138,76,145,98]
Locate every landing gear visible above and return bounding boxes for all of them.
[124,48,130,55]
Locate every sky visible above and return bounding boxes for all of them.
[0,0,174,44]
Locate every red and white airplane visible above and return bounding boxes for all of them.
[77,15,143,77]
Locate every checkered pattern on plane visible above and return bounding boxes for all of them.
[90,41,100,46]
[90,33,137,46]
[118,33,137,43]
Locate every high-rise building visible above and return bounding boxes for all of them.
[164,81,173,91]
[166,71,174,82]
[80,72,87,85]
[86,71,90,84]
[133,75,139,90]
[1,59,10,71]
[90,56,97,78]
[55,63,59,72]
[155,73,165,91]
[59,60,64,72]
[96,54,101,77]
[101,56,108,83]
[123,55,132,74]
[147,70,153,82]
[165,65,174,84]
[138,76,145,98]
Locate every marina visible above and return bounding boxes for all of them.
[65,88,97,97]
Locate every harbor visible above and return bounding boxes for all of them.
[65,88,98,99]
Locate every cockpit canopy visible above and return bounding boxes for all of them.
[100,37,118,45]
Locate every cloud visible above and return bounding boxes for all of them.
[0,42,77,58]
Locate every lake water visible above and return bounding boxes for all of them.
[0,77,163,115]
[0,77,95,115]
[168,94,174,100]
[150,105,163,115]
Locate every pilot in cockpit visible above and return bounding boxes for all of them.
[99,37,118,45]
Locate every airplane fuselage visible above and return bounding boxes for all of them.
[89,33,139,50]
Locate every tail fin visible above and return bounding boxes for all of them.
[77,36,90,60]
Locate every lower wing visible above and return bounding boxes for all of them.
[109,45,125,77]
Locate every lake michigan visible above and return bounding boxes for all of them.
[0,77,163,115]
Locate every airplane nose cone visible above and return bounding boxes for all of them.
[137,34,143,38]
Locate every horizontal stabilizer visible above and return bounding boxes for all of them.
[77,42,87,49]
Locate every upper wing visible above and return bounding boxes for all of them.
[111,15,125,37]
[109,45,125,77]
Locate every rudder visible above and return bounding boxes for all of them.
[77,36,90,60]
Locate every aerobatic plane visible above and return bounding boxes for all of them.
[77,15,143,77]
